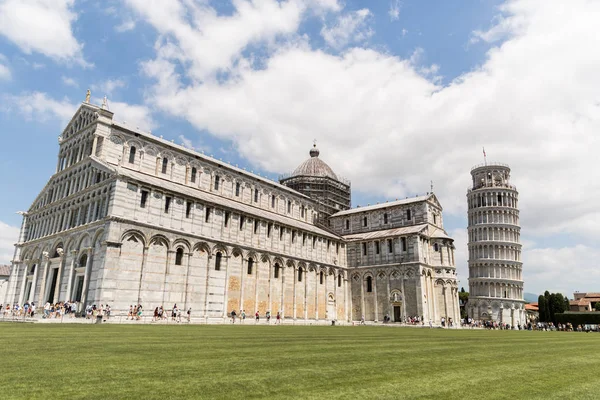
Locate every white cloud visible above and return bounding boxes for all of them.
[0,221,19,264]
[449,228,468,289]
[124,0,309,80]
[136,0,600,247]
[107,100,157,132]
[115,19,136,32]
[320,8,373,48]
[61,76,78,87]
[524,245,600,296]
[5,92,155,132]
[6,92,78,124]
[0,0,90,67]
[91,79,126,96]
[0,53,10,80]
[389,0,401,21]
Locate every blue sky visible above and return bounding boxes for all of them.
[0,0,599,296]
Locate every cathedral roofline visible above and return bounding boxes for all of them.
[110,121,312,202]
[330,194,441,217]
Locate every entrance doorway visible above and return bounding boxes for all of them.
[46,268,59,303]
[393,305,401,322]
[74,276,84,302]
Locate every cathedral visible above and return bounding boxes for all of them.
[3,97,460,324]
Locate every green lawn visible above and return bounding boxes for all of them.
[1,324,599,399]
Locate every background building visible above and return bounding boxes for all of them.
[466,162,526,325]
[0,265,10,306]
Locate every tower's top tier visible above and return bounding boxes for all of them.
[469,163,515,192]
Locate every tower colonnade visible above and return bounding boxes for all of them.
[466,163,526,325]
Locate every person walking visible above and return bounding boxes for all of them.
[276,311,281,324]
[231,309,237,324]
[187,308,191,323]
[255,311,260,323]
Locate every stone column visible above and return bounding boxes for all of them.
[162,250,174,306]
[267,261,272,317]
[17,264,27,306]
[29,262,39,303]
[360,273,365,321]
[53,250,66,303]
[239,258,245,316]
[303,268,308,320]
[332,270,336,321]
[431,276,438,322]
[136,246,149,305]
[204,255,213,321]
[254,260,259,315]
[38,253,50,305]
[183,251,192,311]
[280,269,285,318]
[421,273,429,322]
[386,273,391,320]
[443,286,449,323]
[222,255,230,319]
[80,248,94,309]
[346,274,351,322]
[315,269,319,320]
[292,267,297,320]
[65,251,77,302]
[373,273,379,322]
[400,271,406,321]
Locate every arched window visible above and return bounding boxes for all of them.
[338,274,342,287]
[161,157,168,174]
[274,263,280,279]
[366,276,373,292]
[298,267,303,282]
[30,264,37,274]
[191,167,197,183]
[247,258,254,275]
[434,243,439,252]
[175,248,184,266]
[128,146,136,164]
[79,254,87,268]
[320,271,324,284]
[215,252,222,271]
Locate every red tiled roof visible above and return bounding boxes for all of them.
[0,265,10,276]
[525,304,538,311]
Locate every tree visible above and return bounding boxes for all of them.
[594,303,600,312]
[538,295,548,322]
[459,287,469,319]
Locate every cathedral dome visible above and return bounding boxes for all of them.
[292,144,338,180]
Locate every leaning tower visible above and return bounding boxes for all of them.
[466,162,526,325]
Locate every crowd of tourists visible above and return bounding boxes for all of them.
[151,304,192,322]
[1,301,84,319]
[3,301,597,331]
[228,310,280,324]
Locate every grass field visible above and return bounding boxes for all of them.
[1,324,599,399]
